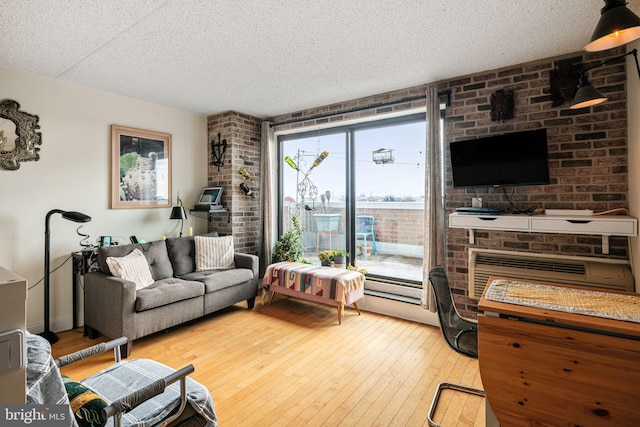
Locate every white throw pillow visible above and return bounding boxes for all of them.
[195,235,235,271]
[106,249,154,290]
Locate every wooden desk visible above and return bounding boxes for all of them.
[478,277,640,427]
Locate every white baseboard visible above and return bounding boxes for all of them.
[28,312,78,334]
[356,294,438,327]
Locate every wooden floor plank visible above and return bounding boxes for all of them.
[53,299,483,426]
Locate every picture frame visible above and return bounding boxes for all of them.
[111,125,172,209]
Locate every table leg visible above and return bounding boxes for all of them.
[353,301,362,315]
[269,290,276,305]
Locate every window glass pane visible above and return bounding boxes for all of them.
[281,133,347,264]
[353,121,425,281]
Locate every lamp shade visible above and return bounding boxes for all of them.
[170,206,187,220]
[570,78,608,109]
[62,211,92,223]
[585,0,640,52]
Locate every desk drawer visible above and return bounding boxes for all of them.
[449,214,529,231]
[530,217,637,236]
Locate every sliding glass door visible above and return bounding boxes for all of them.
[278,113,426,290]
[280,131,347,259]
[352,121,425,282]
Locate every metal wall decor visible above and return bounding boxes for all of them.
[550,62,581,107]
[490,89,514,121]
[0,99,42,170]
[211,132,227,171]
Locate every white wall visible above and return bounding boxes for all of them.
[0,67,208,333]
[628,40,640,293]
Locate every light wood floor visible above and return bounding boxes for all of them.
[53,296,485,426]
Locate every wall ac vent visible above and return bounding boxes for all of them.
[468,248,634,299]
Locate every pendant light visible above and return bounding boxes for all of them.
[585,0,640,52]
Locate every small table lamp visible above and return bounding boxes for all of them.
[170,193,187,237]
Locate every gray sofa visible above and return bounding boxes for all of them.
[84,235,258,357]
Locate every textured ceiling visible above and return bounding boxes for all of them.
[2,0,639,117]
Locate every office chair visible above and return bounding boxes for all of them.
[427,266,485,427]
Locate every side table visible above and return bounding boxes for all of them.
[71,249,97,330]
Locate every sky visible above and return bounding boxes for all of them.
[282,120,426,205]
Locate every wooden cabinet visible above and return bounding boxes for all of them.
[479,278,640,426]
[448,212,638,254]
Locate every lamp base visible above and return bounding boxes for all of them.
[38,330,59,344]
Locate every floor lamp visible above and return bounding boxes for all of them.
[39,209,91,344]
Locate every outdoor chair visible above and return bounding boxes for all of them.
[356,215,377,256]
[427,266,485,427]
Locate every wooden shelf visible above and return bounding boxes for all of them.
[190,208,230,223]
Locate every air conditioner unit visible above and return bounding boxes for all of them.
[468,248,634,299]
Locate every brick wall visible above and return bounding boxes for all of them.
[266,48,630,319]
[441,47,630,317]
[269,86,428,132]
[206,111,261,254]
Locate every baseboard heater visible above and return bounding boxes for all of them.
[364,277,423,305]
[468,248,634,299]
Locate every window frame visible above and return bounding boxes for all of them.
[276,113,426,285]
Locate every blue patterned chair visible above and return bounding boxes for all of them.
[26,333,217,427]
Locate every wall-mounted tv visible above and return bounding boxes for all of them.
[450,128,550,188]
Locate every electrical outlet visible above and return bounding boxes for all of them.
[472,197,482,208]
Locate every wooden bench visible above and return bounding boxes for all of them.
[262,262,365,324]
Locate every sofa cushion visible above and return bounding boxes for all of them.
[166,236,195,276]
[166,233,219,276]
[97,241,173,280]
[135,278,205,312]
[180,268,254,293]
[195,235,235,271]
[144,240,174,280]
[98,243,143,274]
[106,249,154,290]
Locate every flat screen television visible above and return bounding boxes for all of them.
[450,128,550,188]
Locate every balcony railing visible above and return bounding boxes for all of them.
[283,201,424,282]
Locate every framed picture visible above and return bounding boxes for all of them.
[111,125,172,209]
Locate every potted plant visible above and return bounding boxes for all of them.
[347,263,367,276]
[272,215,304,263]
[317,250,335,266]
[332,249,349,267]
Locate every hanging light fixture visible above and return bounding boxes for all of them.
[585,0,640,52]
[570,48,640,109]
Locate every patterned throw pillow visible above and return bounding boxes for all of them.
[62,375,108,427]
[194,235,235,271]
[106,248,154,290]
